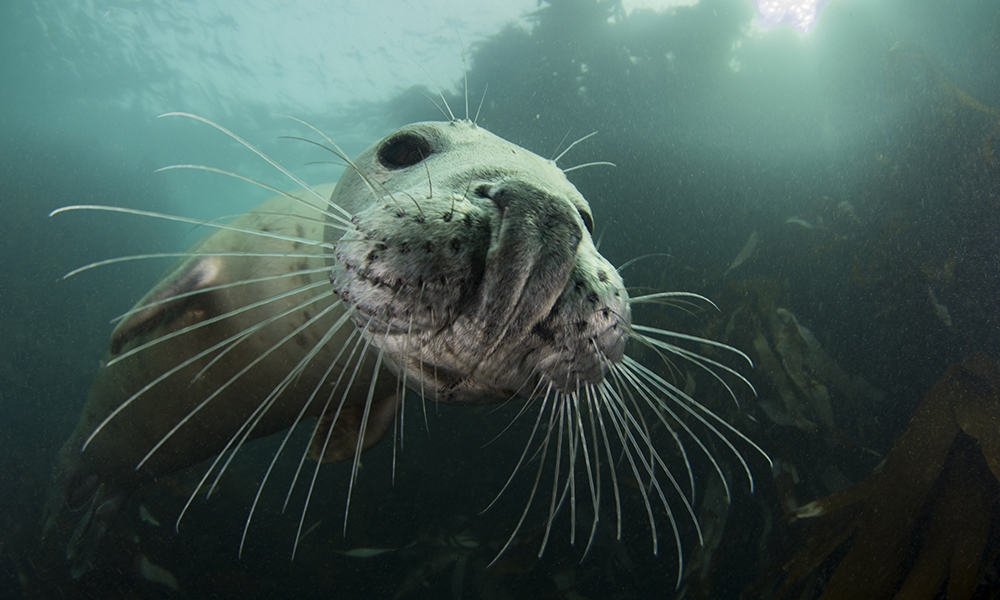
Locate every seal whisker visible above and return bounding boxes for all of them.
[632,323,753,364]
[473,82,488,125]
[424,155,434,204]
[624,356,773,485]
[598,379,663,556]
[276,136,350,165]
[631,323,754,369]
[399,313,414,447]
[603,376,694,588]
[610,367,696,529]
[627,290,718,308]
[608,359,660,486]
[234,304,360,557]
[292,317,376,559]
[365,162,407,213]
[550,129,575,162]
[617,366,690,503]
[59,250,328,280]
[246,335,348,520]
[537,392,568,556]
[622,340,712,499]
[579,384,603,559]
[562,161,617,174]
[613,361,705,511]
[152,165,354,228]
[415,283,431,433]
[158,113,343,214]
[106,280,330,368]
[174,300,361,532]
[343,325,392,535]
[207,300,353,499]
[487,384,558,569]
[285,321,369,512]
[627,356,763,486]
[564,394,583,547]
[282,328,362,515]
[418,90,452,122]
[480,382,550,512]
[276,115,391,215]
[109,266,331,325]
[594,381,624,540]
[51,203,345,247]
[189,286,340,386]
[633,330,688,386]
[135,289,343,471]
[614,253,674,274]
[216,209,346,232]
[629,327,756,408]
[628,295,716,324]
[80,286,335,454]
[482,378,546,448]
[560,389,596,551]
[411,61,456,122]
[402,191,426,221]
[392,312,416,479]
[552,131,599,165]
[461,37,470,121]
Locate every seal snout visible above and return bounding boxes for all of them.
[484,180,583,254]
[477,180,583,328]
[481,181,584,243]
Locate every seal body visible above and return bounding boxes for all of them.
[46,120,629,567]
[46,186,398,565]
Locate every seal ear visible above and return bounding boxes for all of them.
[109,256,222,355]
[309,393,402,464]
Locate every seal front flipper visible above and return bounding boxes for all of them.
[109,254,225,355]
[45,189,341,576]
[309,391,403,464]
[44,253,228,575]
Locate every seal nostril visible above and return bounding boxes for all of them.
[487,185,514,209]
[474,184,493,200]
[579,210,594,235]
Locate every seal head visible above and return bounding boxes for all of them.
[328,121,629,403]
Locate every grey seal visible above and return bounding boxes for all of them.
[46,114,768,582]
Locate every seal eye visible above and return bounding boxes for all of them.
[579,210,594,235]
[378,133,433,169]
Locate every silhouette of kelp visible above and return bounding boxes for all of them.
[753,353,1000,600]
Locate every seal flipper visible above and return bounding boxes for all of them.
[309,393,402,464]
[109,255,223,355]
[44,255,226,575]
[64,483,126,578]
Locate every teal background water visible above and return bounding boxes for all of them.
[2,0,998,598]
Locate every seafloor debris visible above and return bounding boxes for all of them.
[751,353,1000,600]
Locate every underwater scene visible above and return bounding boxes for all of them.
[2,0,999,598]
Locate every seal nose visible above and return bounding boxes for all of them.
[476,179,583,333]
[484,180,582,248]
